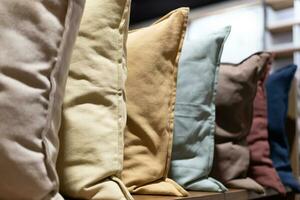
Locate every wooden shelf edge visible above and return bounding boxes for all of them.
[267,19,300,33]
[265,0,293,10]
[133,190,244,200]
[133,189,287,200]
[267,45,300,58]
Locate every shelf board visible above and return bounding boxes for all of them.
[133,189,290,200]
[133,192,221,200]
[133,187,300,200]
[133,190,246,200]
[248,188,281,199]
[265,0,293,10]
[267,44,300,57]
[267,19,300,33]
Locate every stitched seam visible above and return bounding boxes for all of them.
[207,27,231,180]
[128,8,187,34]
[164,8,189,183]
[41,0,73,197]
[110,176,134,200]
[115,0,130,179]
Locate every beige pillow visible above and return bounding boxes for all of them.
[57,0,132,199]
[0,0,84,199]
[122,8,189,196]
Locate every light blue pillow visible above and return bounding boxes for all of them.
[170,26,231,192]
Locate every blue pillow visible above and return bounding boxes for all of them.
[266,64,300,192]
[169,26,230,192]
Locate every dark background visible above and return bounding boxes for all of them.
[130,0,229,24]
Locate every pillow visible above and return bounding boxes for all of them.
[247,62,286,194]
[266,64,300,192]
[122,8,189,196]
[56,0,133,199]
[169,26,230,192]
[211,52,272,193]
[0,0,84,199]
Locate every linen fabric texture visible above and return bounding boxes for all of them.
[122,8,189,196]
[169,26,230,192]
[211,52,272,193]
[0,0,84,199]
[57,0,133,199]
[247,63,286,194]
[266,64,300,192]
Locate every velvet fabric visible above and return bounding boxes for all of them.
[57,0,133,199]
[247,63,286,194]
[211,52,272,193]
[0,0,84,199]
[266,64,300,192]
[169,26,230,192]
[122,8,189,196]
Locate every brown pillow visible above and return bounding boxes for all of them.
[122,8,189,196]
[247,63,286,194]
[0,0,84,199]
[211,52,272,193]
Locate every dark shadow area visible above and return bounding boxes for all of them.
[130,0,229,24]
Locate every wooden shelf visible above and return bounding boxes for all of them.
[133,189,296,200]
[267,19,300,33]
[248,188,283,199]
[265,0,293,10]
[267,44,300,57]
[133,190,246,200]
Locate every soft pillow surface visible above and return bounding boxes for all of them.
[247,63,286,194]
[122,8,189,196]
[0,0,84,199]
[170,26,230,192]
[57,0,133,199]
[266,64,300,192]
[211,52,271,193]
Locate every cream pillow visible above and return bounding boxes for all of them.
[122,8,189,196]
[57,0,133,199]
[0,0,84,199]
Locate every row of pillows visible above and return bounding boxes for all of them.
[0,0,299,199]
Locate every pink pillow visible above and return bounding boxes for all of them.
[247,63,286,194]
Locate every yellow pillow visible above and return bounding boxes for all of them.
[122,8,189,196]
[57,0,133,199]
